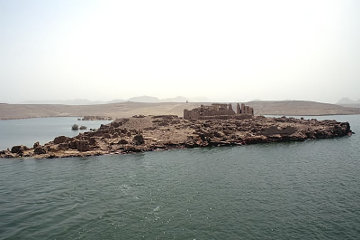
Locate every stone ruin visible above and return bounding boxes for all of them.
[183,103,254,120]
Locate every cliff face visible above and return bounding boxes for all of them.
[0,115,353,159]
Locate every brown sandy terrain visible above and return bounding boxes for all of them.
[0,101,359,120]
[338,103,360,109]
[247,101,360,115]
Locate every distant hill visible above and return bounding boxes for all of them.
[0,100,359,120]
[128,96,160,102]
[128,96,187,103]
[20,99,113,105]
[337,98,360,108]
[18,96,188,105]
[247,100,360,115]
[162,96,187,102]
[337,97,360,105]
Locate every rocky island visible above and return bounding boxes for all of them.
[0,103,353,159]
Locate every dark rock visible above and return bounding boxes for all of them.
[103,133,111,139]
[89,137,97,146]
[118,139,128,144]
[79,126,87,130]
[111,122,120,128]
[340,122,351,133]
[123,145,142,152]
[213,131,224,138]
[54,136,69,144]
[133,115,145,118]
[11,145,28,154]
[261,126,296,136]
[64,140,90,152]
[33,141,40,148]
[68,141,77,149]
[244,136,268,144]
[57,143,69,150]
[133,134,145,145]
[76,140,90,152]
[34,146,47,154]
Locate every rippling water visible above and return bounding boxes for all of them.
[0,115,359,239]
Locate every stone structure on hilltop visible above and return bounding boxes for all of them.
[184,103,254,120]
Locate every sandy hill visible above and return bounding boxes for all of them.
[247,101,360,116]
[0,101,359,120]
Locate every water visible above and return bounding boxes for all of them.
[0,115,360,239]
[0,117,111,150]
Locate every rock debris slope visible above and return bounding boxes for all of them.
[0,115,353,159]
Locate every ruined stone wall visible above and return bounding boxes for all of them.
[236,103,241,114]
[241,103,245,114]
[184,102,254,120]
[184,109,200,120]
[199,114,253,120]
[200,108,235,116]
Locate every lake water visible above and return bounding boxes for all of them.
[0,117,111,150]
[0,115,360,239]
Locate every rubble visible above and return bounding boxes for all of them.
[0,115,353,159]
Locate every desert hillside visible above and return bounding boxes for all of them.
[0,101,359,120]
[247,101,360,116]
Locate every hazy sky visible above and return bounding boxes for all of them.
[1,0,359,103]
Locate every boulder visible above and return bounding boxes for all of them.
[133,134,145,145]
[340,122,351,134]
[69,140,77,149]
[118,139,128,144]
[11,145,28,154]
[102,133,111,139]
[76,140,90,152]
[213,131,224,138]
[57,143,70,150]
[89,137,97,146]
[261,126,297,136]
[34,146,47,155]
[53,136,69,144]
[33,141,40,148]
[123,145,142,152]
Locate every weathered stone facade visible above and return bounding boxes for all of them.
[184,103,254,120]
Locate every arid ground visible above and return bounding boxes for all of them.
[0,101,359,120]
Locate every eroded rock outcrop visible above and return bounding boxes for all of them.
[11,145,28,155]
[0,115,354,159]
[133,134,145,145]
[53,136,69,144]
[34,146,47,155]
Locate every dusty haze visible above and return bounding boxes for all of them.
[0,0,359,103]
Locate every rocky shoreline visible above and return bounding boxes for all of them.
[0,115,353,159]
